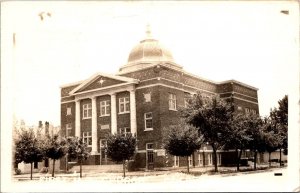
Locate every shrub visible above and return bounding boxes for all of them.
[15,168,21,175]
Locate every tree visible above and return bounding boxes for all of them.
[243,113,265,170]
[261,117,282,167]
[106,133,136,178]
[226,113,252,171]
[163,122,203,173]
[67,137,90,178]
[44,134,67,177]
[14,128,44,180]
[270,95,288,164]
[181,92,234,172]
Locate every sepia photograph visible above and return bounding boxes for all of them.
[1,0,299,192]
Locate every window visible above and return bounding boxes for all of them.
[217,154,222,165]
[245,107,250,114]
[143,93,151,102]
[184,98,190,108]
[66,107,72,115]
[237,106,242,111]
[168,93,177,110]
[198,154,203,166]
[66,123,72,137]
[119,97,130,113]
[83,131,92,146]
[208,153,213,165]
[100,100,110,116]
[146,143,154,150]
[250,109,257,114]
[144,112,153,130]
[83,103,92,119]
[120,127,131,136]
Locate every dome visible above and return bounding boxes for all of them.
[118,25,182,74]
[127,38,175,64]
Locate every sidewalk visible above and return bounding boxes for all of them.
[13,164,286,182]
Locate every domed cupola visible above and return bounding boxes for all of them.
[118,25,182,74]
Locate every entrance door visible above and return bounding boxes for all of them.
[146,143,154,170]
[100,139,107,165]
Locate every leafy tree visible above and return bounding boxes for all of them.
[106,133,136,178]
[67,137,90,178]
[44,134,67,177]
[261,117,282,167]
[181,92,234,172]
[14,128,44,180]
[226,113,252,171]
[270,95,288,164]
[243,113,265,170]
[163,122,203,173]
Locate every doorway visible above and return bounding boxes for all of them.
[146,143,154,170]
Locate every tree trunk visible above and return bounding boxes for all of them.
[269,152,271,167]
[254,151,257,170]
[80,159,82,178]
[212,147,218,172]
[30,162,33,180]
[186,156,190,173]
[279,148,282,167]
[52,159,55,177]
[122,160,126,178]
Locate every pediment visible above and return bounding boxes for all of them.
[70,72,138,95]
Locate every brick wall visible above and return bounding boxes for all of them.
[61,102,75,137]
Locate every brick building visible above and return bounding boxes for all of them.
[60,28,259,170]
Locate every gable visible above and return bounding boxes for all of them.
[77,76,125,93]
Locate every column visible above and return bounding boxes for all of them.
[110,93,117,134]
[91,96,98,154]
[75,99,81,137]
[129,89,137,135]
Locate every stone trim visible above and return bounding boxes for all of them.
[222,96,259,105]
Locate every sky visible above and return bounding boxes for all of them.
[1,1,299,126]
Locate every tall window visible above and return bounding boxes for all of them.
[83,103,92,119]
[245,107,250,114]
[66,123,72,137]
[120,127,131,136]
[83,131,92,146]
[217,154,222,165]
[119,97,130,113]
[66,107,72,115]
[100,100,110,116]
[208,153,213,165]
[168,93,177,110]
[144,112,153,130]
[184,98,190,108]
[198,154,203,166]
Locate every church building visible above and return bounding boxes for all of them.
[60,27,259,170]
